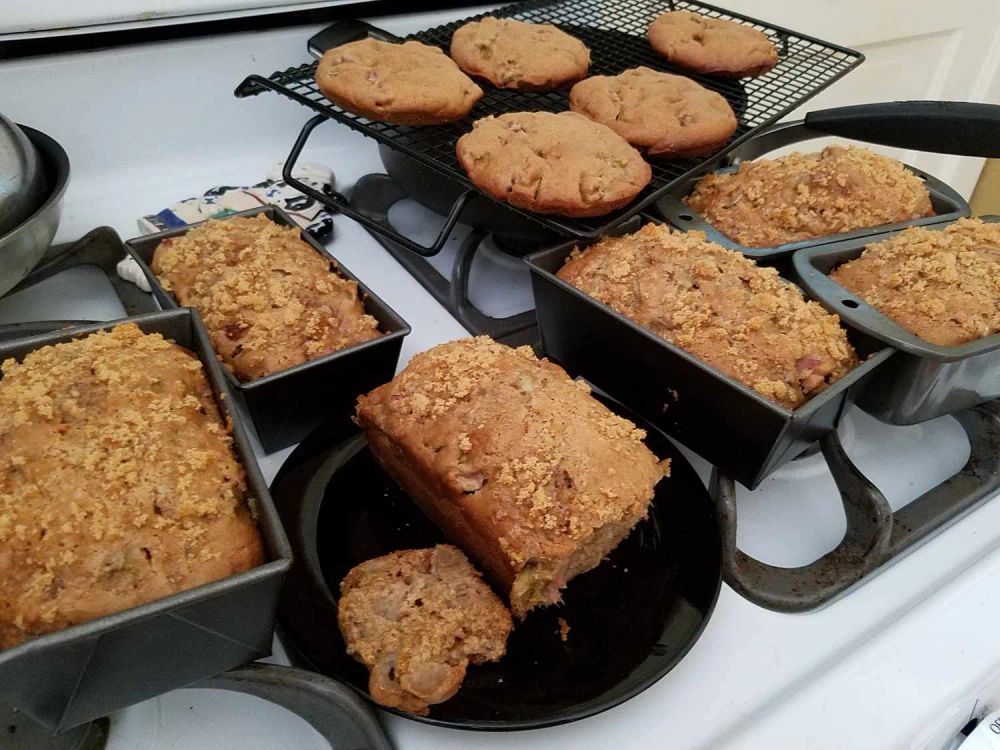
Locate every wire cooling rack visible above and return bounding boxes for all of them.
[236,0,864,242]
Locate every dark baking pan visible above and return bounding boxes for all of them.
[525,229,894,490]
[125,205,410,453]
[269,394,721,730]
[792,215,1000,424]
[0,309,293,733]
[656,116,970,261]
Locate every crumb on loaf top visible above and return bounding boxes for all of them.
[557,223,858,408]
[356,337,667,566]
[685,145,934,248]
[0,323,263,648]
[831,218,1000,346]
[151,215,381,381]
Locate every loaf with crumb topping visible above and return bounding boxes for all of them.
[151,215,381,381]
[685,145,934,247]
[355,337,668,619]
[831,218,1000,346]
[0,323,263,649]
[338,545,511,715]
[557,224,858,408]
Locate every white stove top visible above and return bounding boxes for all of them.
[1,6,999,749]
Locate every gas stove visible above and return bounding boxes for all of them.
[2,5,1000,750]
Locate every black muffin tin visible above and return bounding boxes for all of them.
[655,120,970,261]
[125,205,410,453]
[525,227,893,490]
[793,215,1000,424]
[0,309,293,733]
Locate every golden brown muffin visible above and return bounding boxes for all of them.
[315,38,483,125]
[648,10,778,78]
[450,17,590,91]
[151,215,381,381]
[557,224,858,408]
[569,66,737,158]
[0,324,263,649]
[685,145,934,248]
[355,337,668,618]
[338,545,511,715]
[456,111,652,218]
[831,218,1000,346]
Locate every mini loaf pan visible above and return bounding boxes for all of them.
[525,230,894,490]
[792,215,1000,425]
[125,205,411,453]
[0,308,293,733]
[655,120,970,261]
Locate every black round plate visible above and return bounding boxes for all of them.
[270,399,722,731]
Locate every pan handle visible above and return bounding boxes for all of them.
[194,663,393,750]
[803,101,1000,158]
[307,20,402,59]
[280,116,475,257]
[710,430,894,612]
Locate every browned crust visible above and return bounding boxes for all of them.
[315,38,483,125]
[449,17,590,91]
[568,66,737,159]
[647,10,778,79]
[455,111,652,218]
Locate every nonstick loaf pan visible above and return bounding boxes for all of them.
[655,119,970,261]
[125,205,411,453]
[0,308,293,733]
[525,229,894,490]
[792,215,1000,425]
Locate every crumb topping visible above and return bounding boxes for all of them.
[831,218,1000,346]
[151,215,381,381]
[356,337,666,566]
[0,324,263,649]
[686,145,934,247]
[557,224,858,408]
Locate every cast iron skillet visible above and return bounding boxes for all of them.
[270,395,722,731]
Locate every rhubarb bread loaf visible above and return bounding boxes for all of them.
[557,223,858,408]
[354,337,668,618]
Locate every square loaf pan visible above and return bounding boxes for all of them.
[0,308,292,733]
[126,205,411,453]
[655,120,970,261]
[526,229,894,490]
[792,215,1000,424]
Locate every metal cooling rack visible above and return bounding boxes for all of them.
[236,0,864,247]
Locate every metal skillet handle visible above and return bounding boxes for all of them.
[710,430,894,613]
[194,663,393,750]
[804,101,1000,158]
[307,20,401,59]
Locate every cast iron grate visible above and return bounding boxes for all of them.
[236,0,863,240]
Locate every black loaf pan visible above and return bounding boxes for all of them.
[656,117,970,261]
[526,226,894,490]
[793,215,1000,424]
[0,308,293,733]
[126,205,411,453]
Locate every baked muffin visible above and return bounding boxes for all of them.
[338,545,511,715]
[0,324,263,649]
[685,145,934,247]
[315,38,482,125]
[355,337,668,618]
[151,215,381,381]
[557,224,858,408]
[450,17,590,90]
[831,218,1000,346]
